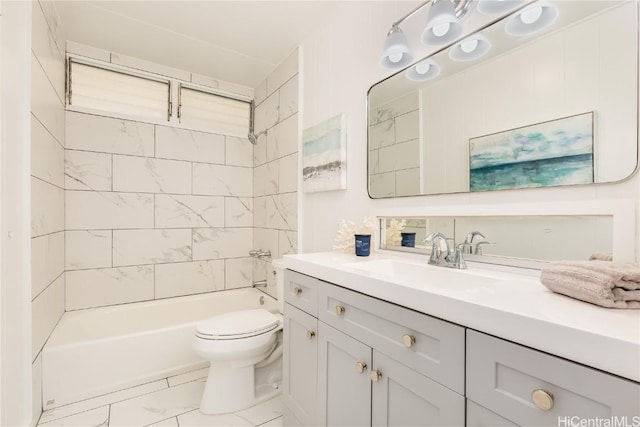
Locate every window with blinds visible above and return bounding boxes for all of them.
[68,60,170,121]
[178,86,251,136]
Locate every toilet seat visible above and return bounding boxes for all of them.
[196,309,279,340]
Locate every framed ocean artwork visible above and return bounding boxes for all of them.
[302,114,347,193]
[469,112,594,192]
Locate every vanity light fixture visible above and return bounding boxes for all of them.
[449,33,491,62]
[406,58,441,81]
[504,1,559,36]
[379,0,472,69]
[379,26,414,69]
[422,0,468,45]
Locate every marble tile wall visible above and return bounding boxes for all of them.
[31,1,66,425]
[252,49,299,298]
[368,92,420,198]
[64,112,256,310]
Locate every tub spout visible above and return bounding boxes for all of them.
[252,280,267,288]
[249,249,271,259]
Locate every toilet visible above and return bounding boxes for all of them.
[193,260,286,415]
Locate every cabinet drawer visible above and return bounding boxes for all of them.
[284,270,320,316]
[467,330,640,426]
[319,282,465,394]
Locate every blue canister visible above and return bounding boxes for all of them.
[354,234,371,257]
[401,232,416,247]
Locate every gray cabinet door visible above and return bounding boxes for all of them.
[318,322,372,427]
[283,303,318,426]
[371,351,465,427]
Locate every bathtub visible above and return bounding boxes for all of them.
[42,288,278,410]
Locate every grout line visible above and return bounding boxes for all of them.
[31,270,65,302]
[107,404,111,427]
[32,174,65,192]
[111,154,114,192]
[31,112,65,151]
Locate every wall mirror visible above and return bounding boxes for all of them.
[381,215,613,264]
[368,1,638,198]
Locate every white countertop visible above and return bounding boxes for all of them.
[282,250,640,382]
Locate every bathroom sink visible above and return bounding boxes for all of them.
[341,258,504,288]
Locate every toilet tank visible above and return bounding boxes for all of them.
[271,259,285,313]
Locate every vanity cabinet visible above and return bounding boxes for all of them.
[283,269,640,427]
[283,270,466,427]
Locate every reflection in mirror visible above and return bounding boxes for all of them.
[369,1,638,198]
[381,215,613,263]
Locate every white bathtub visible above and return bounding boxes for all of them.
[42,288,278,409]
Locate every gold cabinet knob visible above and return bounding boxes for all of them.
[355,361,367,374]
[335,305,346,316]
[293,287,302,296]
[306,330,316,340]
[531,389,554,411]
[370,370,382,382]
[402,334,416,348]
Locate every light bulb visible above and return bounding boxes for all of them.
[389,52,403,63]
[415,62,431,74]
[432,22,451,37]
[461,39,479,53]
[520,6,543,24]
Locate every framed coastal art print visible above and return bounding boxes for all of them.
[469,112,594,192]
[302,114,347,193]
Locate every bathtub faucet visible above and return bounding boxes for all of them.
[249,249,271,259]
[252,280,267,288]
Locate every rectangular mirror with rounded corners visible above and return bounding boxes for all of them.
[381,215,613,267]
[368,1,638,198]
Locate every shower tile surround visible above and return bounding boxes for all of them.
[63,47,299,309]
[252,49,300,299]
[31,1,67,425]
[64,112,256,310]
[36,367,283,427]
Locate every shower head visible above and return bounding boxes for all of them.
[247,129,267,145]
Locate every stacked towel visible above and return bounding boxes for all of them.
[540,260,640,309]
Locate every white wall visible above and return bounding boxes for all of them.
[300,2,640,262]
[30,1,66,424]
[1,2,34,425]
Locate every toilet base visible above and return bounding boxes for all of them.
[199,356,282,415]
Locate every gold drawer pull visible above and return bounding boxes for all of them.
[306,330,316,340]
[531,389,554,411]
[402,334,416,348]
[370,370,382,382]
[293,287,302,296]
[335,305,346,316]
[355,361,367,374]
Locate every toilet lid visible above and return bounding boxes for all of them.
[196,309,279,339]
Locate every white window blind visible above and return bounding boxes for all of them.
[179,86,250,136]
[69,61,170,121]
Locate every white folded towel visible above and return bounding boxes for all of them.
[540,260,640,309]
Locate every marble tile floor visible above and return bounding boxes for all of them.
[37,367,283,427]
